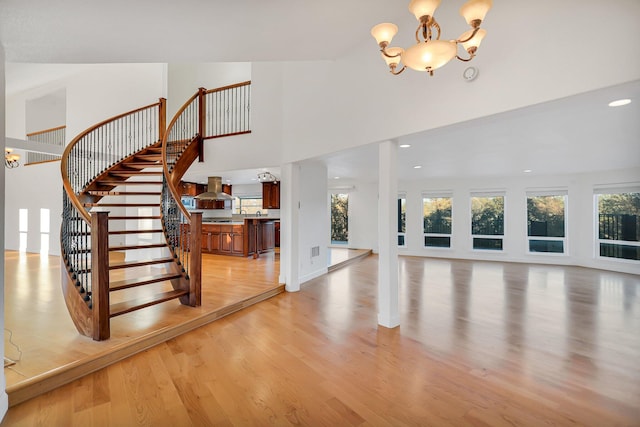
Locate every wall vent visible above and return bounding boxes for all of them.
[311,246,320,257]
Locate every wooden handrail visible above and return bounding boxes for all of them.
[162,92,199,222]
[204,80,251,95]
[26,125,66,137]
[61,99,165,224]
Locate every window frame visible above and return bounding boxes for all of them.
[470,192,506,252]
[526,190,568,256]
[594,186,640,263]
[397,194,407,248]
[422,193,453,250]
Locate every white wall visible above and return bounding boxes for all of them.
[298,160,329,283]
[392,168,640,275]
[0,43,10,422]
[278,0,640,164]
[25,89,66,134]
[4,161,62,256]
[5,64,166,255]
[170,62,284,177]
[338,182,378,252]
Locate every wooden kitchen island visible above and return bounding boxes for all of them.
[197,218,276,258]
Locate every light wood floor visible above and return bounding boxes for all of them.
[3,250,283,389]
[3,255,639,426]
[2,247,367,399]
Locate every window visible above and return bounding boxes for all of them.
[527,193,567,254]
[398,196,406,247]
[40,208,50,256]
[423,196,452,248]
[471,194,504,250]
[596,190,640,261]
[331,193,349,245]
[19,208,28,252]
[233,197,264,215]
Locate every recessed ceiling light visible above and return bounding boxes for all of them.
[333,176,340,179]
[251,178,257,181]
[523,169,532,173]
[608,99,631,107]
[399,144,411,148]
[413,165,422,169]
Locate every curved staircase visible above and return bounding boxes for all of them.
[60,81,251,341]
[61,100,201,341]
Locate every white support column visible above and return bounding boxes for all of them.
[0,43,10,419]
[378,140,400,328]
[280,162,301,292]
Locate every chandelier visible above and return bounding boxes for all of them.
[5,149,20,169]
[257,172,278,183]
[371,0,492,76]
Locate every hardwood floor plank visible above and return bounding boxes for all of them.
[3,253,639,426]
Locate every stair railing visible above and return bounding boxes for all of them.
[26,125,66,165]
[160,81,252,292]
[60,100,166,339]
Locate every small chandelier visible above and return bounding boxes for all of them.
[5,148,20,169]
[371,0,492,76]
[257,172,277,183]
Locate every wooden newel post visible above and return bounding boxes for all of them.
[198,87,207,162]
[189,212,202,307]
[91,211,110,341]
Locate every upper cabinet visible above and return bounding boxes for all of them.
[195,183,232,209]
[262,182,280,209]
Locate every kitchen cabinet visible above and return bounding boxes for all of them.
[244,218,276,258]
[179,181,206,196]
[274,221,280,247]
[186,220,275,257]
[195,184,232,210]
[200,223,243,256]
[262,182,280,209]
[201,225,220,253]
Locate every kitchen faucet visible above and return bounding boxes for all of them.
[240,210,247,215]
[256,211,262,217]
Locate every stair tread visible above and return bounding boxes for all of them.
[110,257,175,270]
[110,171,163,176]
[110,289,188,318]
[135,154,162,160]
[96,181,162,186]
[84,203,159,207]
[109,229,163,235]
[110,272,182,291]
[119,162,162,168]
[109,243,168,251]
[87,191,162,196]
[109,216,161,220]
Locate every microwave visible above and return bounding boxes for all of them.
[181,196,196,209]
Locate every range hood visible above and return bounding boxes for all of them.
[194,177,233,201]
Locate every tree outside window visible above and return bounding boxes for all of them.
[423,197,452,248]
[527,194,566,253]
[597,192,640,261]
[471,195,504,250]
[331,193,348,244]
[398,197,406,246]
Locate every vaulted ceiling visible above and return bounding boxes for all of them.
[2,1,638,184]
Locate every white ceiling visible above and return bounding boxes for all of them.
[2,1,639,185]
[321,79,640,184]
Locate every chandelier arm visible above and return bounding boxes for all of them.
[431,19,441,40]
[415,24,423,43]
[390,65,406,75]
[456,53,475,62]
[457,27,480,44]
[381,47,402,59]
